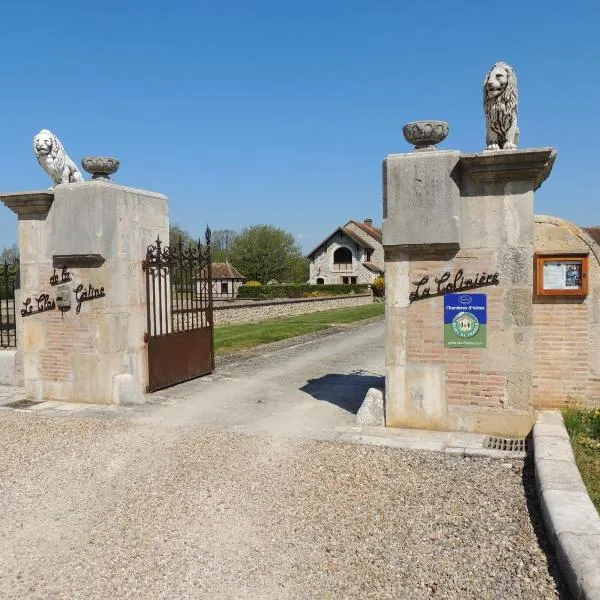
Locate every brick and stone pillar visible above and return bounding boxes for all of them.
[383,146,556,436]
[1,180,168,405]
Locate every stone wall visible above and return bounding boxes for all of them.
[2,182,168,405]
[344,221,384,270]
[309,234,378,285]
[533,215,600,408]
[383,148,556,437]
[213,293,373,326]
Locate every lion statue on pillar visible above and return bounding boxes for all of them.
[483,62,519,150]
[33,129,84,186]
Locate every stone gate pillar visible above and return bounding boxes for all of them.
[1,179,168,405]
[383,137,556,436]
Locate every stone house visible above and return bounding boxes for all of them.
[197,261,246,300]
[306,219,383,285]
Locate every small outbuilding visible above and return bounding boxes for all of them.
[197,261,246,300]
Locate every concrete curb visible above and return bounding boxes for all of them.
[534,411,600,599]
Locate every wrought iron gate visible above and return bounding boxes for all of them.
[0,259,18,349]
[143,229,214,392]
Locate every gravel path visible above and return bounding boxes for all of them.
[0,411,569,599]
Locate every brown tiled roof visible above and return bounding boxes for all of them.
[346,220,382,243]
[363,262,383,273]
[200,262,246,279]
[306,227,374,258]
[583,227,600,246]
[342,227,375,250]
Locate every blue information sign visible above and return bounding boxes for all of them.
[443,293,487,348]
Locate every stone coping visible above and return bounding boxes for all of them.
[460,147,556,191]
[533,411,600,599]
[213,293,372,311]
[0,190,54,218]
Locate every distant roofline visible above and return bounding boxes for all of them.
[306,226,375,258]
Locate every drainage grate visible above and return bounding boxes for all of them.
[483,436,528,452]
[2,398,42,409]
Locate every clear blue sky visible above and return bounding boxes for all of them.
[1,1,598,253]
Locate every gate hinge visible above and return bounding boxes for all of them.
[143,332,149,343]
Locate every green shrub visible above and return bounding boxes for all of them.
[237,283,369,300]
[372,276,385,298]
[563,405,600,442]
[587,408,600,440]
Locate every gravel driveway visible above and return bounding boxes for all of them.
[0,321,569,598]
[0,411,568,599]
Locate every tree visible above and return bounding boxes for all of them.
[229,225,304,284]
[0,244,18,263]
[211,229,238,263]
[288,256,310,283]
[169,223,197,246]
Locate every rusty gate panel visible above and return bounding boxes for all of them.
[147,328,212,392]
[144,228,214,393]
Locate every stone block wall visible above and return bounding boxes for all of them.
[383,148,556,437]
[4,182,168,405]
[213,293,373,326]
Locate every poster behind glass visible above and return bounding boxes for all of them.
[542,260,582,290]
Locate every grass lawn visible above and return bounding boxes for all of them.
[562,406,600,512]
[214,302,384,355]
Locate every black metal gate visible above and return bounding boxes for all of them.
[143,230,214,392]
[0,259,18,348]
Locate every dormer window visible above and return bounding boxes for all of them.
[365,250,372,262]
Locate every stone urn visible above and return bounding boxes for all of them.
[81,156,120,181]
[402,121,449,151]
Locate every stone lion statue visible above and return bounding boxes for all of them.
[483,62,519,150]
[33,129,84,186]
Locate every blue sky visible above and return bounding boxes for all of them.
[1,1,598,253]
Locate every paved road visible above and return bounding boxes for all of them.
[0,319,569,599]
[141,320,385,434]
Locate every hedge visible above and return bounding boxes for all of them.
[237,283,370,300]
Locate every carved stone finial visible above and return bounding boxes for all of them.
[402,121,449,151]
[81,157,120,181]
[483,62,519,150]
[33,129,84,186]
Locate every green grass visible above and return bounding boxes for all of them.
[214,303,384,355]
[562,405,600,512]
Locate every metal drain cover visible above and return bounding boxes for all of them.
[2,398,42,409]
[483,436,528,452]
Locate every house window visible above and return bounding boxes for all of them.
[316,278,324,285]
[365,250,371,262]
[350,277,357,284]
[220,282,229,294]
[333,247,352,271]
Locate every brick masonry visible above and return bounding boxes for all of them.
[406,251,505,409]
[533,216,600,408]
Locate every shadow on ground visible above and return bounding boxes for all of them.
[300,370,384,414]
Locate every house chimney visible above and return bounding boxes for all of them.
[364,218,373,227]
